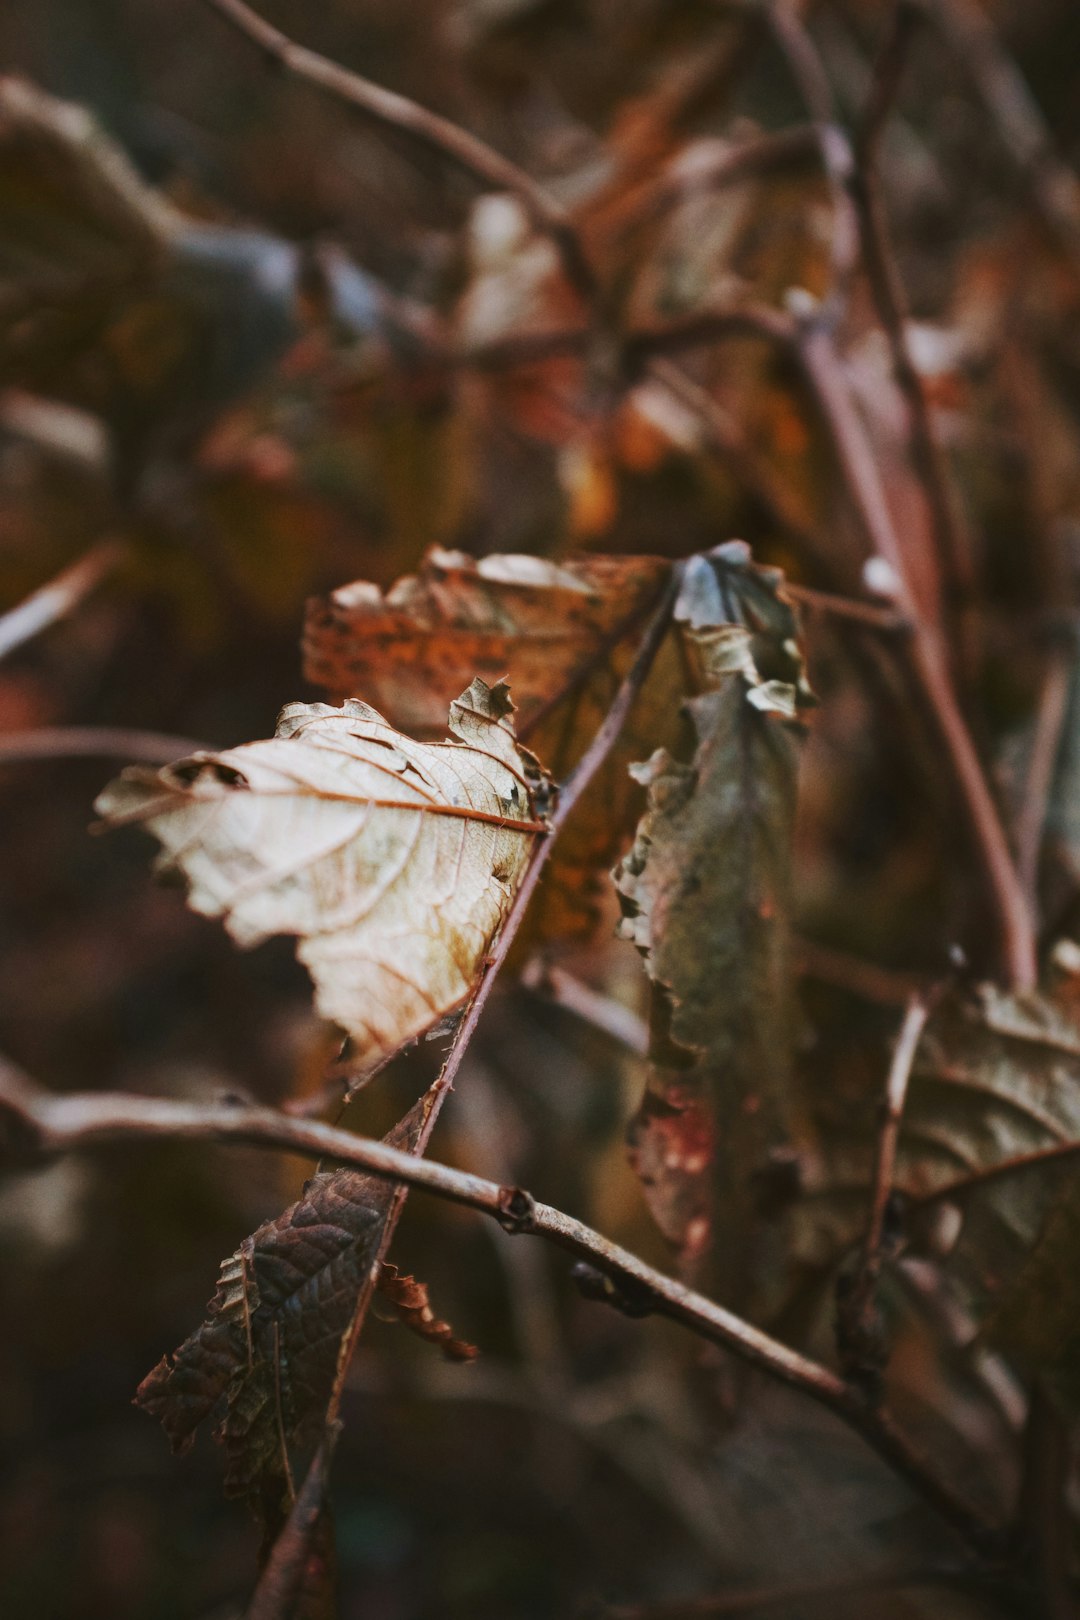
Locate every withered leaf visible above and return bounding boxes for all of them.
[304,546,676,941]
[136,1105,423,1513]
[614,545,813,1306]
[375,1263,478,1362]
[95,679,547,1060]
[797,981,1080,1376]
[303,545,671,736]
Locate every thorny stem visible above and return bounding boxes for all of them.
[0,1060,999,1558]
[198,0,597,305]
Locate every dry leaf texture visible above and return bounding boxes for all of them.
[136,1100,425,1515]
[304,546,674,941]
[96,679,546,1058]
[614,545,813,1306]
[303,545,671,733]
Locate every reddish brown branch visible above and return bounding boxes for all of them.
[929,0,1080,272]
[0,728,211,765]
[1016,650,1073,904]
[785,581,908,632]
[795,938,929,1006]
[319,569,680,1431]
[837,995,930,1389]
[851,2,979,647]
[0,1058,1000,1556]
[199,0,596,303]
[797,325,1036,989]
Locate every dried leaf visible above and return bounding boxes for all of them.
[375,1263,478,1361]
[304,546,675,940]
[798,983,1080,1361]
[303,546,670,736]
[614,545,813,1305]
[136,1105,423,1515]
[95,679,547,1060]
[986,1177,1080,1412]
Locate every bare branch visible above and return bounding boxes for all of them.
[0,728,225,765]
[929,0,1080,272]
[0,538,126,663]
[794,937,929,1006]
[785,581,909,632]
[837,995,930,1391]
[198,0,597,303]
[1016,649,1073,904]
[0,1060,1000,1554]
[519,959,649,1057]
[851,2,980,655]
[796,324,1036,989]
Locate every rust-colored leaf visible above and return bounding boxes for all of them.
[303,546,675,940]
[375,1263,477,1362]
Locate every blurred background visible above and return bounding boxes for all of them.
[2,1,1080,1616]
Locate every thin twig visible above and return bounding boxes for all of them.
[0,1059,1000,1556]
[928,0,1080,272]
[797,324,1036,989]
[0,539,126,663]
[629,304,797,365]
[759,0,859,309]
[609,123,821,238]
[856,0,923,170]
[865,995,931,1269]
[519,959,649,1057]
[1016,649,1073,905]
[837,995,930,1390]
[668,7,1035,989]
[785,581,908,632]
[851,1,979,648]
[198,0,596,303]
[794,937,929,1006]
[318,570,680,1445]
[0,728,210,765]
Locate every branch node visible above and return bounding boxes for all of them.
[496,1185,536,1234]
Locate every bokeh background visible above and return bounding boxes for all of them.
[3,2,1080,1616]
